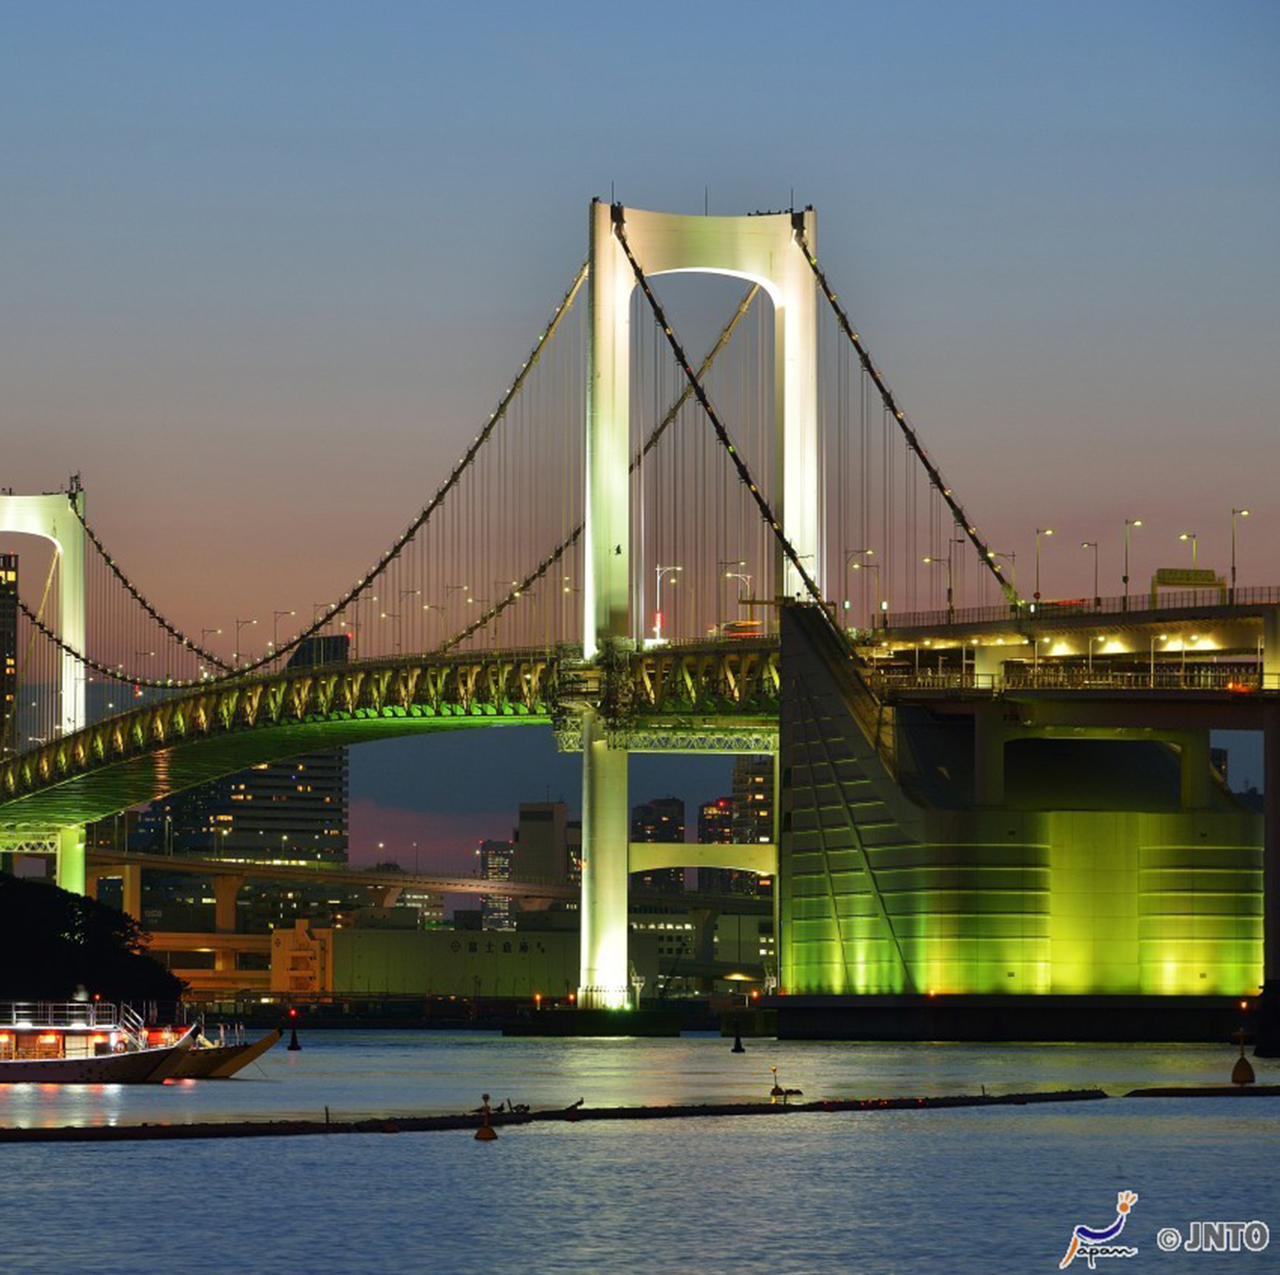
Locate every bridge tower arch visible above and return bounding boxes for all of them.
[0,489,88,892]
[579,203,816,1008]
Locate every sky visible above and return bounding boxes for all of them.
[2,1,1277,861]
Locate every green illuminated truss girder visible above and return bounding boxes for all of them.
[0,641,782,828]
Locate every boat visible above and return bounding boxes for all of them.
[171,1027,283,1079]
[0,1001,196,1084]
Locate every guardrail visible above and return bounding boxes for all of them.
[873,668,1280,694]
[0,1001,121,1029]
[882,585,1280,632]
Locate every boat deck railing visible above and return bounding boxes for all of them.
[0,1001,124,1031]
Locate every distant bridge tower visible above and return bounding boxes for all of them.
[579,202,817,1008]
[0,487,88,891]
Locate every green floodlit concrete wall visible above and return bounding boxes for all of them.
[778,610,1263,998]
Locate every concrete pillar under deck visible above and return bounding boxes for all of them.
[55,826,85,895]
[213,875,245,935]
[973,707,1006,806]
[1264,610,1280,691]
[121,864,142,921]
[578,709,630,1008]
[1178,732,1211,811]
[1257,701,1280,1055]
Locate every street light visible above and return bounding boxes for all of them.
[986,550,1018,603]
[654,564,681,642]
[922,553,954,624]
[200,627,222,650]
[1081,541,1100,608]
[1231,508,1250,602]
[272,609,296,652]
[1034,528,1054,601]
[234,618,258,667]
[718,559,749,625]
[379,611,401,653]
[1123,518,1142,611]
[845,549,881,627]
[1178,531,1198,567]
[1149,633,1168,687]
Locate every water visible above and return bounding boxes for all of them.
[3,1034,1278,1274]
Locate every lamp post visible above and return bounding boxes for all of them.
[1034,527,1054,601]
[846,549,881,628]
[1087,634,1104,674]
[379,611,401,654]
[1081,541,1100,608]
[718,558,749,627]
[233,618,258,668]
[200,628,222,678]
[986,550,1017,606]
[1149,633,1168,687]
[1231,508,1250,603]
[272,609,296,654]
[654,564,682,643]
[1178,531,1198,567]
[922,553,954,624]
[1123,518,1142,611]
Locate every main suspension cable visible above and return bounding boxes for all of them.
[793,221,1018,606]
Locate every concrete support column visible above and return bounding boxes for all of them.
[578,709,630,1008]
[1257,701,1280,1055]
[1264,610,1280,692]
[1178,732,1211,810]
[55,826,85,895]
[213,875,245,934]
[973,709,1007,806]
[84,870,101,901]
[121,863,143,921]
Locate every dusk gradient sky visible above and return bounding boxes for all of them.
[3,2,1277,862]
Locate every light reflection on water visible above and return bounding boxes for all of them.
[1,1032,1276,1128]
[3,1036,1278,1274]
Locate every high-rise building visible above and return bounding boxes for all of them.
[732,756,774,845]
[513,802,570,885]
[697,796,739,893]
[478,837,515,930]
[0,553,16,758]
[132,636,350,866]
[630,795,685,894]
[88,636,354,931]
[729,756,775,899]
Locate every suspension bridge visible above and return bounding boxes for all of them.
[2,201,1277,1044]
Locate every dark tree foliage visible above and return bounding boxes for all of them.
[0,876,184,1001]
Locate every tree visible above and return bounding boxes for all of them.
[0,876,184,1002]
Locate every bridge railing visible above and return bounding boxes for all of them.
[882,585,1280,632]
[873,666,1280,694]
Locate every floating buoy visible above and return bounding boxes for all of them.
[287,1027,301,1052]
[475,1093,498,1141]
[732,1030,745,1054]
[1232,1029,1256,1086]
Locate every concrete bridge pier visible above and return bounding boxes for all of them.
[55,826,85,895]
[1258,700,1280,1055]
[578,709,630,1009]
[213,875,245,978]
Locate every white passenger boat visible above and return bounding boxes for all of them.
[0,1001,196,1084]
